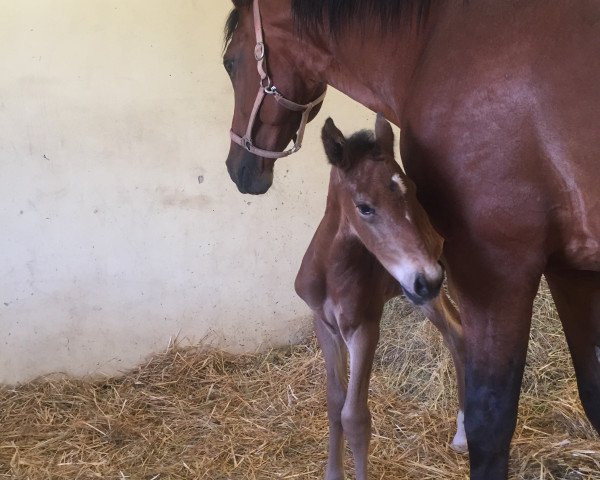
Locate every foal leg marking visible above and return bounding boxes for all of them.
[451,410,468,454]
[420,294,466,451]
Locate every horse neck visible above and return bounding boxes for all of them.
[260,0,439,123]
[302,11,443,125]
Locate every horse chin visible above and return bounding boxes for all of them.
[226,148,275,195]
[237,172,273,195]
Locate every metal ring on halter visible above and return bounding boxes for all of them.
[229,0,327,159]
[254,42,265,61]
[260,76,272,90]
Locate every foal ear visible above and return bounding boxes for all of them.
[321,117,346,167]
[375,113,395,156]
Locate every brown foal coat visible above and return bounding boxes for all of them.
[295,116,465,480]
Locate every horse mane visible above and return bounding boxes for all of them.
[224,0,433,50]
[291,0,434,36]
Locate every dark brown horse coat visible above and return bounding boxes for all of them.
[223,2,600,479]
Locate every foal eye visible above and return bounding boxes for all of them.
[223,59,234,76]
[356,203,375,216]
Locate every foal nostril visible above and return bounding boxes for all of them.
[414,273,443,299]
[414,274,431,297]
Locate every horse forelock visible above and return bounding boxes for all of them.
[223,9,239,50]
[291,0,434,37]
[224,1,253,50]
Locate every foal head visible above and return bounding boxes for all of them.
[322,115,444,304]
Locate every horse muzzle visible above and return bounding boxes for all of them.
[226,148,274,195]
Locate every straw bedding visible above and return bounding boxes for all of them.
[1,280,599,479]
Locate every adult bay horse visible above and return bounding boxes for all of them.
[295,115,466,479]
[222,1,600,479]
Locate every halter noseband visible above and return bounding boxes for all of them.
[229,0,327,159]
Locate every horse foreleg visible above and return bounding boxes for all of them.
[340,319,380,480]
[447,245,542,480]
[420,292,467,452]
[546,270,600,433]
[314,312,348,480]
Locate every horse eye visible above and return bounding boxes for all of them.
[356,203,375,216]
[223,59,234,76]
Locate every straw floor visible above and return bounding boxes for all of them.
[1,280,599,479]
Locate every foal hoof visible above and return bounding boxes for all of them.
[450,440,469,454]
[450,410,468,454]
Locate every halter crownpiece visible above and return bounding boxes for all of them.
[229,0,327,159]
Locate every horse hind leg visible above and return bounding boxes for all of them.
[420,292,467,453]
[546,269,600,433]
[314,312,348,480]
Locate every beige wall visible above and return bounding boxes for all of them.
[0,1,389,384]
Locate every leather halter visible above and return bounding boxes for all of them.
[229,0,327,159]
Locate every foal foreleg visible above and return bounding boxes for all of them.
[340,319,380,480]
[314,313,348,480]
[421,293,467,452]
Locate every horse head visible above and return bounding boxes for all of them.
[223,0,327,194]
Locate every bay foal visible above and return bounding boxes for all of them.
[295,115,466,480]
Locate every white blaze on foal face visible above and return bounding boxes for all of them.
[391,173,407,195]
[391,173,411,222]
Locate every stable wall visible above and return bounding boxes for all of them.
[0,1,385,384]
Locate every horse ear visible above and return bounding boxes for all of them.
[321,117,346,167]
[375,113,394,155]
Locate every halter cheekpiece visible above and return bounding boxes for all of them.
[229,0,327,159]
